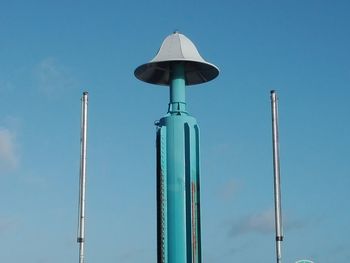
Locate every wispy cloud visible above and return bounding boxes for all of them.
[229,208,275,237]
[117,248,147,263]
[34,57,77,97]
[0,217,17,233]
[218,178,240,200]
[0,79,15,93]
[0,127,19,170]
[1,58,77,97]
[228,208,306,238]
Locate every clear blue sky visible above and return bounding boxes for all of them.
[1,1,349,262]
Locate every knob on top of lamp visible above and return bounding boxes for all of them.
[134,32,219,86]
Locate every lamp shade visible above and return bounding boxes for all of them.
[134,32,219,86]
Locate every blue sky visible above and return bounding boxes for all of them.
[0,0,349,262]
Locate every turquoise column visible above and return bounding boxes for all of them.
[169,63,186,114]
[156,63,202,263]
[167,63,187,263]
[135,32,218,263]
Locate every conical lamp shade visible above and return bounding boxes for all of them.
[135,32,219,86]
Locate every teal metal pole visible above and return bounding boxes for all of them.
[169,63,186,114]
[156,62,202,263]
[135,31,218,263]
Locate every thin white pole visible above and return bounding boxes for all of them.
[270,90,283,263]
[78,91,88,263]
